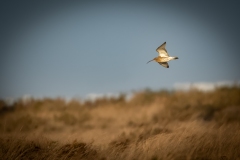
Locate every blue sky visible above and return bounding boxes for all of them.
[1,1,240,99]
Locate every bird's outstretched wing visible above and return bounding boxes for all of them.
[156,42,169,57]
[158,62,169,68]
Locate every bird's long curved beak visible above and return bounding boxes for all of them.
[147,59,154,64]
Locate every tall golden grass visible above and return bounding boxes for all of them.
[0,86,240,159]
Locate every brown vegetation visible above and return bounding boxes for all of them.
[0,86,240,159]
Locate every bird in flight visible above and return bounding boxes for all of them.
[147,42,178,68]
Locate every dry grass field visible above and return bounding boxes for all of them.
[0,86,240,160]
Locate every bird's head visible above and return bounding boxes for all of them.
[146,57,156,64]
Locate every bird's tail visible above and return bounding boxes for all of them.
[170,56,178,60]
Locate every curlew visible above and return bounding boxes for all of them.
[147,42,178,68]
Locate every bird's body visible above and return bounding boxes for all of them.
[154,56,177,62]
[147,42,178,68]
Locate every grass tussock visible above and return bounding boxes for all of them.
[0,86,240,160]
